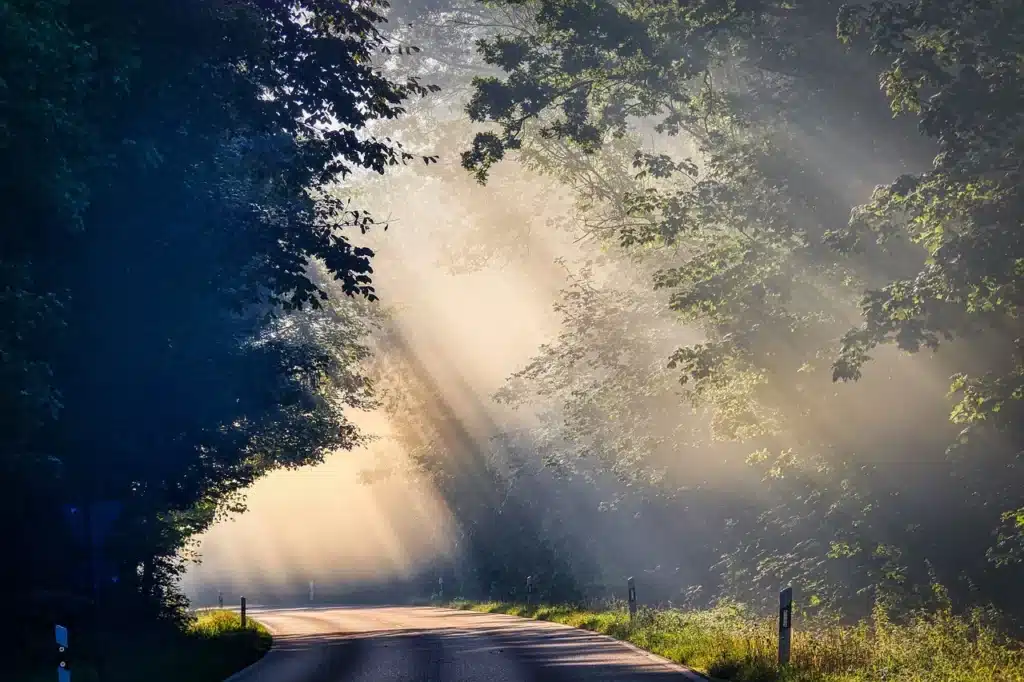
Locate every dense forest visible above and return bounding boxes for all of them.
[361,0,1024,621]
[4,0,1023,670]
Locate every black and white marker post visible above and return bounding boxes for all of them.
[56,624,70,682]
[240,596,247,629]
[526,576,534,607]
[778,586,793,667]
[627,577,637,622]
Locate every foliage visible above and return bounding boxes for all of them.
[2,0,427,665]
[494,258,689,489]
[458,0,1024,616]
[833,0,1024,565]
[833,0,1024,395]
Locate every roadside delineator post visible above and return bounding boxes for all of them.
[218,591,224,608]
[309,580,315,602]
[438,575,444,600]
[627,577,637,622]
[56,624,70,682]
[778,586,793,667]
[526,575,534,607]
[240,596,247,629]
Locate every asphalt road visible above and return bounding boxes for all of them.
[226,606,709,682]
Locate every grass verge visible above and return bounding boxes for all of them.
[19,609,271,682]
[445,599,1024,682]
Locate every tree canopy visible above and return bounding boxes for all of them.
[8,0,1024,658]
[448,0,1024,614]
[3,0,433,666]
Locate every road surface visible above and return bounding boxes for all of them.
[226,606,709,682]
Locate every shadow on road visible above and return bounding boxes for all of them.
[384,626,693,681]
[236,631,368,682]
[239,606,700,681]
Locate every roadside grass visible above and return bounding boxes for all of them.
[445,599,1024,682]
[18,609,271,682]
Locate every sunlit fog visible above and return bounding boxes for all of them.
[179,0,1023,619]
[11,7,1021,674]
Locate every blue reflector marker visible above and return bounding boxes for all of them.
[56,624,70,682]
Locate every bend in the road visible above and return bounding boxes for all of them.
[227,606,710,682]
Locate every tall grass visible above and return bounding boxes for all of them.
[448,599,1024,682]
[189,608,271,639]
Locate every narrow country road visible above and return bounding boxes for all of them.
[227,606,708,682]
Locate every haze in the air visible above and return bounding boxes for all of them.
[181,0,1024,621]
[10,2,1023,680]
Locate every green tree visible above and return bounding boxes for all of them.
[835,0,1024,566]
[2,0,434,666]
[459,0,1024,615]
